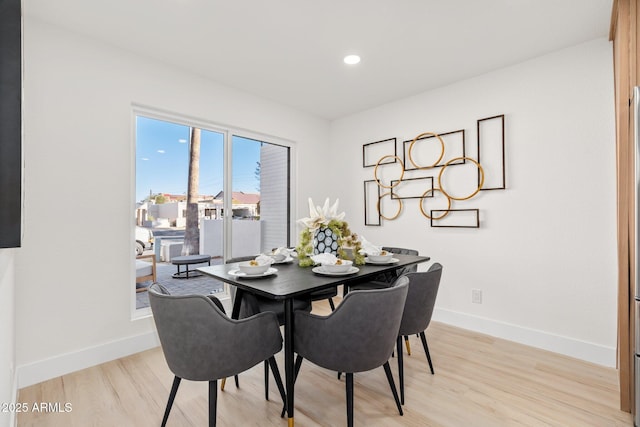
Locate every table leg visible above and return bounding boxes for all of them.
[231,288,243,320]
[284,298,295,426]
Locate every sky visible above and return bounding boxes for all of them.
[135,116,260,202]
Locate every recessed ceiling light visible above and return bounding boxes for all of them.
[344,55,361,65]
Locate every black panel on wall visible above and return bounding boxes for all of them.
[0,0,22,248]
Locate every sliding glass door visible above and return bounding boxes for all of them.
[134,109,292,311]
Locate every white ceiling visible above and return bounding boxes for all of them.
[24,0,613,120]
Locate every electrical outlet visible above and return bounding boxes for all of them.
[472,289,482,304]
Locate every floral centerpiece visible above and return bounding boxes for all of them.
[296,198,365,267]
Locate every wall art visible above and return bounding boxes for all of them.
[362,114,506,229]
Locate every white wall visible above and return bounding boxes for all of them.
[200,219,262,257]
[16,18,330,387]
[0,249,16,427]
[330,38,617,366]
[15,16,617,392]
[260,143,290,251]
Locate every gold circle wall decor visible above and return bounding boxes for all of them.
[373,155,405,189]
[438,156,485,201]
[377,192,403,221]
[408,132,446,170]
[419,188,451,220]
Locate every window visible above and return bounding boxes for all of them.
[133,108,293,313]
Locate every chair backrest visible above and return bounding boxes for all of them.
[383,246,419,275]
[294,276,409,373]
[369,247,418,284]
[398,263,443,336]
[149,284,282,382]
[226,256,257,263]
[225,256,312,324]
[225,256,260,317]
[382,246,419,256]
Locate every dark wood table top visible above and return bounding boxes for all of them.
[197,254,430,300]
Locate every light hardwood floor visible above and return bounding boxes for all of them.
[18,300,633,426]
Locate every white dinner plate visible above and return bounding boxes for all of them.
[312,266,359,276]
[272,256,294,264]
[365,257,399,265]
[229,267,278,278]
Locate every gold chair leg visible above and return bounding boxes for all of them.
[220,378,226,391]
[404,336,411,355]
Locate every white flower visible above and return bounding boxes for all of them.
[297,198,346,231]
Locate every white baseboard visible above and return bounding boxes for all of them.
[17,331,160,389]
[432,308,616,367]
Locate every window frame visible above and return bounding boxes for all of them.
[130,104,297,319]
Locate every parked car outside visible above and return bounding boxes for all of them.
[135,226,154,256]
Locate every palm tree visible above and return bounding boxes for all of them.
[182,127,200,255]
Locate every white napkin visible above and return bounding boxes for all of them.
[310,253,338,265]
[272,247,292,257]
[254,254,275,265]
[359,236,382,256]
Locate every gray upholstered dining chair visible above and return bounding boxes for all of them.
[270,249,339,310]
[349,246,419,291]
[396,263,443,404]
[227,256,313,324]
[348,246,419,354]
[228,255,335,317]
[148,283,286,427]
[226,256,312,400]
[292,277,409,427]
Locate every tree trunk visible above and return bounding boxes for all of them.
[183,128,201,255]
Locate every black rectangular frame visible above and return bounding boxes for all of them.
[362,138,397,168]
[390,176,434,199]
[363,180,381,226]
[477,114,506,190]
[430,209,480,228]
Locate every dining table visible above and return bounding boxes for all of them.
[198,253,430,427]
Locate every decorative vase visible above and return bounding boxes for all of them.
[313,226,339,255]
